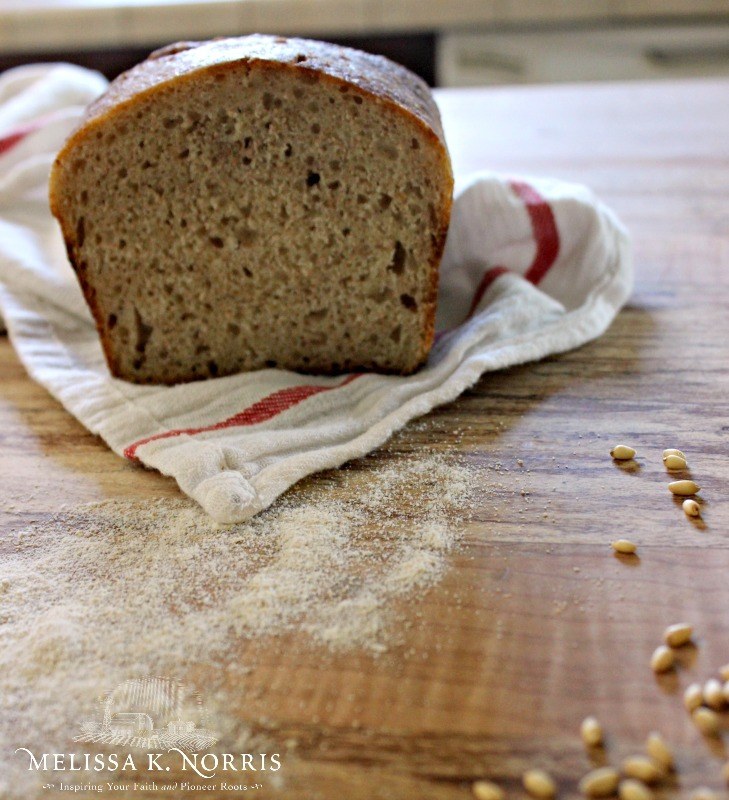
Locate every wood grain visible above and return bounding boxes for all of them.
[2,78,729,797]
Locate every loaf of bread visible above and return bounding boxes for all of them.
[49,35,453,384]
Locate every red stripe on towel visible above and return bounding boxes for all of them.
[461,180,561,323]
[124,373,362,461]
[508,179,560,285]
[0,129,31,156]
[0,117,51,156]
[466,266,510,318]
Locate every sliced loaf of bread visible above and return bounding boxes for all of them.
[49,35,453,384]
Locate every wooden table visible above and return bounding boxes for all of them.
[2,78,728,797]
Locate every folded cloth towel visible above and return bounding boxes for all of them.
[0,64,632,523]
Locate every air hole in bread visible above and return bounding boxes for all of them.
[133,307,153,358]
[408,183,423,199]
[388,241,406,275]
[400,293,417,311]
[76,216,85,247]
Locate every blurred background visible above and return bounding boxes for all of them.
[0,0,728,87]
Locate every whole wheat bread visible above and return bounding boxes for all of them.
[49,35,453,384]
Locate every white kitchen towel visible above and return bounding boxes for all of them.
[0,64,632,523]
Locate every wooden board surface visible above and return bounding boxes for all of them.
[2,78,729,797]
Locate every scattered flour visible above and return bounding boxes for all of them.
[0,451,475,797]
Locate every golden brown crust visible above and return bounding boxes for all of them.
[49,35,453,380]
[50,34,451,212]
[55,214,123,378]
[74,35,446,144]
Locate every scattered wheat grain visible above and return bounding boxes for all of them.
[645,732,673,771]
[684,683,704,712]
[619,780,654,800]
[621,755,664,784]
[610,445,636,460]
[650,645,675,673]
[704,678,725,710]
[663,622,693,647]
[692,707,721,736]
[612,539,638,555]
[472,780,505,800]
[580,716,603,748]
[682,499,701,517]
[523,768,557,799]
[668,480,700,496]
[579,766,620,797]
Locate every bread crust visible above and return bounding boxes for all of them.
[50,35,453,381]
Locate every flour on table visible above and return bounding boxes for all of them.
[0,451,475,797]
